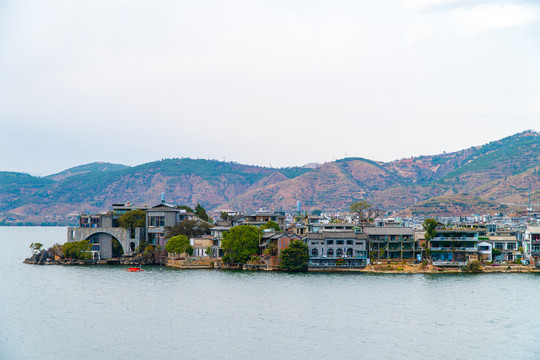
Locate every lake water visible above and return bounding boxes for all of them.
[1,227,540,360]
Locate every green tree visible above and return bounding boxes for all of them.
[62,240,92,260]
[279,240,309,272]
[260,220,281,232]
[29,242,43,253]
[165,219,211,238]
[350,200,371,222]
[195,203,209,222]
[185,245,194,256]
[165,235,190,254]
[221,225,260,264]
[118,210,146,234]
[311,209,322,216]
[423,218,438,261]
[220,211,230,221]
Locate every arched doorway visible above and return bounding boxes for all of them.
[129,242,135,252]
[336,248,343,257]
[327,248,334,257]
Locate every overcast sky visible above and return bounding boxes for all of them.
[1,0,538,176]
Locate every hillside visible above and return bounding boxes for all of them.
[0,159,311,223]
[0,131,538,223]
[224,158,405,212]
[46,162,130,181]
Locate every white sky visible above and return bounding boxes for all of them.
[1,0,539,176]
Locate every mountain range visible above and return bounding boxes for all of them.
[1,131,538,224]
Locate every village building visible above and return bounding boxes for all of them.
[68,203,148,260]
[430,229,479,266]
[145,203,195,247]
[306,230,369,268]
[364,226,420,261]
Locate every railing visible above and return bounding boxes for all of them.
[310,256,367,260]
[433,261,467,266]
[431,247,477,251]
[432,237,477,241]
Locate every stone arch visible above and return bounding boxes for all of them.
[82,232,125,260]
[68,226,143,260]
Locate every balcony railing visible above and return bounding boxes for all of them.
[432,237,477,241]
[433,261,467,266]
[431,247,477,251]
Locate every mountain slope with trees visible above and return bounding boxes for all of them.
[0,131,538,223]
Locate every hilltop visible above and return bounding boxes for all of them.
[0,131,538,223]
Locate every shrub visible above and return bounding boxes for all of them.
[464,260,484,273]
[62,240,92,260]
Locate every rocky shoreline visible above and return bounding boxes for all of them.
[24,251,537,273]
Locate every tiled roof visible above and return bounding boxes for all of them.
[364,227,414,236]
[306,231,367,240]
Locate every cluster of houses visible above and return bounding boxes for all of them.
[68,201,540,268]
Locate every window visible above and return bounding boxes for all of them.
[336,240,344,245]
[327,248,334,257]
[336,248,343,257]
[311,248,318,257]
[495,243,504,250]
[149,216,165,227]
[346,240,353,245]
[327,240,334,245]
[507,243,516,250]
[346,248,353,257]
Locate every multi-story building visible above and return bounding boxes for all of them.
[145,203,194,246]
[526,226,540,265]
[306,231,369,268]
[68,202,196,260]
[430,229,478,266]
[260,231,303,257]
[68,203,148,260]
[364,226,420,261]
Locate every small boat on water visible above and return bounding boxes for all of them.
[127,267,144,272]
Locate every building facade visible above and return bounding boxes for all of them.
[306,231,369,268]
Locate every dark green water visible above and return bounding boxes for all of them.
[1,227,540,360]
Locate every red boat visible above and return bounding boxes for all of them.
[127,267,143,272]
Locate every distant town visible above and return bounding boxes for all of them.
[25,193,540,272]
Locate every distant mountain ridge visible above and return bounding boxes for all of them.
[46,162,130,181]
[0,131,538,223]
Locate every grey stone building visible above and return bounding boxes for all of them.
[306,231,369,268]
[145,203,195,247]
[67,203,147,260]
